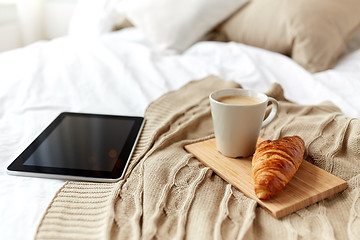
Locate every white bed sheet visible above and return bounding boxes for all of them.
[0,28,359,240]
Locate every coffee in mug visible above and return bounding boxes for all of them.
[217,95,260,105]
[209,88,278,157]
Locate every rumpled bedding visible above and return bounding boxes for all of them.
[0,27,359,239]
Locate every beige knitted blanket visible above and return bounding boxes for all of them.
[36,76,360,240]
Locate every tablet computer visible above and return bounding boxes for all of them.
[7,112,145,182]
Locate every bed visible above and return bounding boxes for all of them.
[1,0,360,239]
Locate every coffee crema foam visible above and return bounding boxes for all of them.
[217,95,260,105]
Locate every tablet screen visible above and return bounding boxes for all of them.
[7,112,144,182]
[24,115,134,171]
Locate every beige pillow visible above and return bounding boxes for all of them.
[218,0,360,72]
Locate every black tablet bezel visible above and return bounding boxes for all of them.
[7,112,144,182]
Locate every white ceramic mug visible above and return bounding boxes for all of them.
[209,88,278,157]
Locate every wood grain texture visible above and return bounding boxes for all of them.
[184,138,347,219]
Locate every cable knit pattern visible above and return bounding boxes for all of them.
[36,76,360,239]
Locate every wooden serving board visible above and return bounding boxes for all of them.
[184,138,347,219]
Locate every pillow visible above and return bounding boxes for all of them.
[68,0,126,37]
[217,0,360,72]
[342,30,360,56]
[120,0,249,53]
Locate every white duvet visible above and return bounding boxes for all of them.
[0,28,359,239]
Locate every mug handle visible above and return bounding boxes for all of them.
[261,97,278,128]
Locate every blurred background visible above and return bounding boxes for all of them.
[0,0,78,53]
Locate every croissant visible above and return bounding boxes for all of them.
[252,136,305,200]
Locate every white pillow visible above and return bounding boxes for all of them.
[68,0,124,37]
[121,0,249,53]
